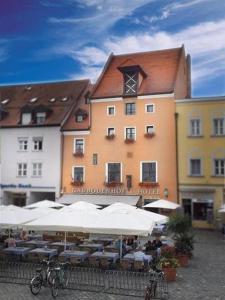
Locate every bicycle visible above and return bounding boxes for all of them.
[51,262,70,298]
[30,259,56,295]
[144,267,168,300]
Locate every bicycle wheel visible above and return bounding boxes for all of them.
[144,287,151,300]
[47,269,56,286]
[30,275,42,295]
[62,271,69,289]
[52,276,60,298]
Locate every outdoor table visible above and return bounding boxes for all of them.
[91,251,119,263]
[3,247,30,258]
[24,240,50,248]
[92,238,114,244]
[15,239,24,246]
[123,253,152,263]
[51,241,75,250]
[79,243,103,251]
[30,247,58,259]
[27,234,42,240]
[59,250,89,261]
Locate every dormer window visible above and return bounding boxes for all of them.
[118,65,147,97]
[22,113,32,125]
[76,115,83,122]
[36,112,46,124]
[124,71,138,96]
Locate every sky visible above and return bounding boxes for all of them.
[0,0,225,97]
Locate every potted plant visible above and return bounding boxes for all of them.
[167,214,191,235]
[71,180,84,186]
[105,134,115,140]
[124,138,135,144]
[144,132,155,138]
[158,246,179,281]
[175,233,194,266]
[139,182,159,188]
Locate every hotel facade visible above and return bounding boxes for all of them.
[61,47,191,207]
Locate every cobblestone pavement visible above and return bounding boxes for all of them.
[0,229,225,300]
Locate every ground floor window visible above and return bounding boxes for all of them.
[73,166,84,182]
[107,163,121,183]
[141,162,157,182]
[193,202,213,222]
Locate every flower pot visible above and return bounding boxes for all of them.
[177,254,189,267]
[163,267,177,282]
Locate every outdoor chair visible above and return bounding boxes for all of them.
[99,257,112,269]
[133,260,144,272]
[88,256,99,268]
[27,252,39,263]
[58,255,67,262]
[0,250,7,261]
[119,259,133,271]
[70,256,82,266]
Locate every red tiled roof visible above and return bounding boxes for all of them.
[91,47,183,99]
[0,80,89,127]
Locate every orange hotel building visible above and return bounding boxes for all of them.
[60,46,191,207]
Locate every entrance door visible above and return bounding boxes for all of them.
[13,193,26,207]
[182,198,192,218]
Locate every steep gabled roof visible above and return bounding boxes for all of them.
[91,47,183,99]
[0,80,89,127]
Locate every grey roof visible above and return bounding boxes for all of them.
[57,194,140,206]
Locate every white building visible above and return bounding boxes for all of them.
[0,80,89,206]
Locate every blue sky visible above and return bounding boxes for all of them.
[0,0,225,96]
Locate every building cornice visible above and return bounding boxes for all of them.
[175,96,225,103]
[63,130,90,136]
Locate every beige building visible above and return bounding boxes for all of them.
[176,96,225,228]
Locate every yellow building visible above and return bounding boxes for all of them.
[176,97,225,228]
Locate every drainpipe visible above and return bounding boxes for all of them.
[175,112,179,204]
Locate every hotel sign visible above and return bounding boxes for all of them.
[72,187,160,197]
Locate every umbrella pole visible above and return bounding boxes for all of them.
[120,235,122,259]
[64,231,67,251]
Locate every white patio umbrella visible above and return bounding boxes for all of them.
[0,205,50,229]
[103,202,137,213]
[136,209,169,225]
[144,199,180,210]
[68,201,101,210]
[25,199,64,209]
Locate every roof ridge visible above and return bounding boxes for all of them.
[0,79,89,88]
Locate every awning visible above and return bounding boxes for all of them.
[57,194,140,206]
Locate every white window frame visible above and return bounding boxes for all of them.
[124,126,136,140]
[107,127,115,136]
[145,125,155,134]
[92,153,98,166]
[72,166,85,182]
[213,159,225,176]
[105,162,122,183]
[125,102,136,115]
[33,137,43,151]
[140,161,158,182]
[36,112,46,124]
[21,113,32,125]
[213,118,225,136]
[190,119,201,136]
[18,138,28,151]
[73,138,85,154]
[32,162,42,177]
[145,103,155,113]
[17,163,27,177]
[189,158,202,176]
[107,105,116,116]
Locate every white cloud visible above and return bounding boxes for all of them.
[0,41,8,63]
[102,19,225,83]
[69,65,102,82]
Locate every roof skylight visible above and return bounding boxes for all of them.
[30,97,38,103]
[1,99,10,105]
[61,97,68,102]
[49,98,56,103]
